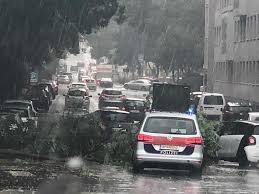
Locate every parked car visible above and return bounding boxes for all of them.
[98,89,125,109]
[122,98,147,121]
[0,112,24,131]
[124,79,151,91]
[222,102,253,121]
[69,82,89,91]
[1,106,38,127]
[57,74,71,84]
[3,100,38,114]
[218,121,259,167]
[38,84,52,105]
[249,112,259,121]
[41,79,59,95]
[38,82,56,100]
[197,93,226,121]
[64,88,91,113]
[99,78,113,88]
[25,86,50,112]
[132,112,203,174]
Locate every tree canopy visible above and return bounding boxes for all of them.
[0,0,120,100]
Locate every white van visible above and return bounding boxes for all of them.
[248,112,259,121]
[197,93,226,121]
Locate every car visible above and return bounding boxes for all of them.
[222,102,253,121]
[69,82,89,91]
[122,98,147,121]
[82,78,97,91]
[1,106,38,127]
[248,112,259,121]
[41,79,59,95]
[64,88,91,113]
[3,100,38,115]
[57,74,71,84]
[62,73,73,82]
[38,84,52,105]
[25,86,50,112]
[197,93,226,121]
[218,121,259,167]
[190,92,204,114]
[124,79,151,91]
[98,89,125,109]
[81,75,91,82]
[132,112,203,174]
[38,82,56,100]
[0,111,23,127]
[99,78,113,88]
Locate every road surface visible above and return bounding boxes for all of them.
[0,84,259,194]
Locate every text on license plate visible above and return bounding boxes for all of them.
[131,110,140,113]
[160,145,180,150]
[160,150,178,155]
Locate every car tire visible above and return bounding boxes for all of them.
[237,148,249,168]
[132,162,143,173]
[189,166,202,176]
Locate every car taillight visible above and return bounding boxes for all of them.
[120,95,126,99]
[137,134,153,142]
[187,137,203,145]
[248,136,256,145]
[120,106,125,111]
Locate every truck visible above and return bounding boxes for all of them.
[152,83,191,113]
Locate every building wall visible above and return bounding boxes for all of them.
[204,0,217,91]
[208,0,259,104]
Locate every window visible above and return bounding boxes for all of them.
[253,15,257,39]
[204,95,224,105]
[102,90,122,95]
[143,117,197,135]
[234,0,239,9]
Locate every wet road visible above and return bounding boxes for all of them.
[1,83,259,193]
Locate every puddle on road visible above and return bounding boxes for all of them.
[1,160,259,194]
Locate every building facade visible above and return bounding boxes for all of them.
[206,0,259,105]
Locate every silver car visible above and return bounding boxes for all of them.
[133,112,203,174]
[124,79,151,91]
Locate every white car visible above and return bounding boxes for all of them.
[218,121,259,167]
[124,79,151,91]
[64,88,91,113]
[197,93,226,121]
[69,82,89,91]
[133,112,203,174]
[249,112,259,121]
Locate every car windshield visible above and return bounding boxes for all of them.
[103,90,122,95]
[143,117,197,135]
[229,106,252,112]
[3,108,29,117]
[125,100,145,107]
[4,102,29,109]
[68,90,87,97]
[101,111,129,123]
[102,101,123,108]
[204,96,223,105]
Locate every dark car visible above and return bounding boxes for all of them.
[99,100,124,111]
[25,86,50,112]
[38,82,56,100]
[122,98,147,121]
[93,109,136,137]
[98,89,125,109]
[222,102,253,121]
[99,78,113,88]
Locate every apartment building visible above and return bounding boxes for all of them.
[206,0,259,105]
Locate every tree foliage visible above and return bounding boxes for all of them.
[88,0,204,77]
[0,0,119,100]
